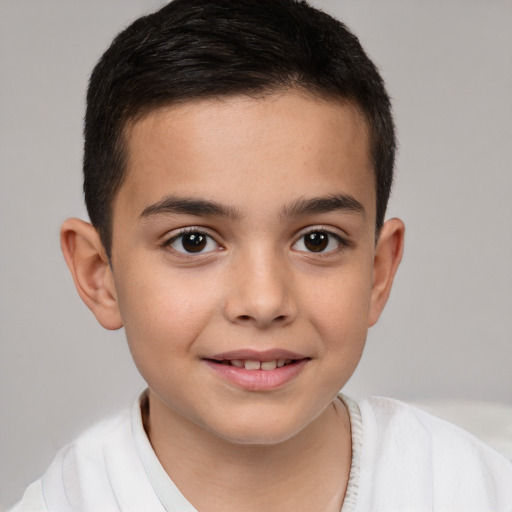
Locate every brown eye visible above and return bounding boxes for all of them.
[292,230,343,253]
[304,232,328,252]
[181,233,206,252]
[168,231,219,254]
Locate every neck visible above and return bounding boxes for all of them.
[144,392,352,512]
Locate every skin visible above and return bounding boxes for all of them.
[61,90,404,512]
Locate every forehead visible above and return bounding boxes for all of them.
[116,91,375,224]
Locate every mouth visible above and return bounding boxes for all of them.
[206,358,301,370]
[203,350,310,390]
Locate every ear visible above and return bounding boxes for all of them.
[60,218,123,330]
[368,218,405,327]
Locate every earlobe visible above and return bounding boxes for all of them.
[368,218,405,327]
[60,218,123,330]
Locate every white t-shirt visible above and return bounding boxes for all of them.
[9,391,512,512]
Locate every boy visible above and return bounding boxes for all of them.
[10,0,512,511]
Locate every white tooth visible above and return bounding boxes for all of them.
[244,360,261,370]
[261,360,277,371]
[277,359,286,368]
[230,360,244,368]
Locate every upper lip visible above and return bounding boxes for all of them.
[206,349,309,362]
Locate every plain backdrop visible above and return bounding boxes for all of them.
[1,0,511,508]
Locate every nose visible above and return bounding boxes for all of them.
[223,248,297,328]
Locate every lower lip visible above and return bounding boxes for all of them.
[204,359,309,391]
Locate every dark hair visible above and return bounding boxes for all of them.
[84,0,395,258]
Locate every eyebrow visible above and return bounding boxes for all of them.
[139,195,241,220]
[280,194,365,219]
[139,193,365,221]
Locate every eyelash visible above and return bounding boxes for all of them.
[165,228,221,255]
[292,228,348,254]
[163,227,349,256]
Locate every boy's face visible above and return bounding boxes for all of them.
[105,91,399,445]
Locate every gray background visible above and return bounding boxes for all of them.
[1,0,511,508]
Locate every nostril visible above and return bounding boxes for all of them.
[236,314,287,324]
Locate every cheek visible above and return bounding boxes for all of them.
[303,264,374,338]
[302,265,373,390]
[114,266,219,365]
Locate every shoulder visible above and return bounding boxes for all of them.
[8,408,144,512]
[8,480,47,512]
[358,396,511,466]
[8,412,131,511]
[355,396,512,511]
[45,408,134,485]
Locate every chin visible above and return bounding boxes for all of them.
[203,412,311,447]
[217,428,299,447]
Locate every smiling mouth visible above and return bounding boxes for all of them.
[204,353,310,390]
[206,358,305,370]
